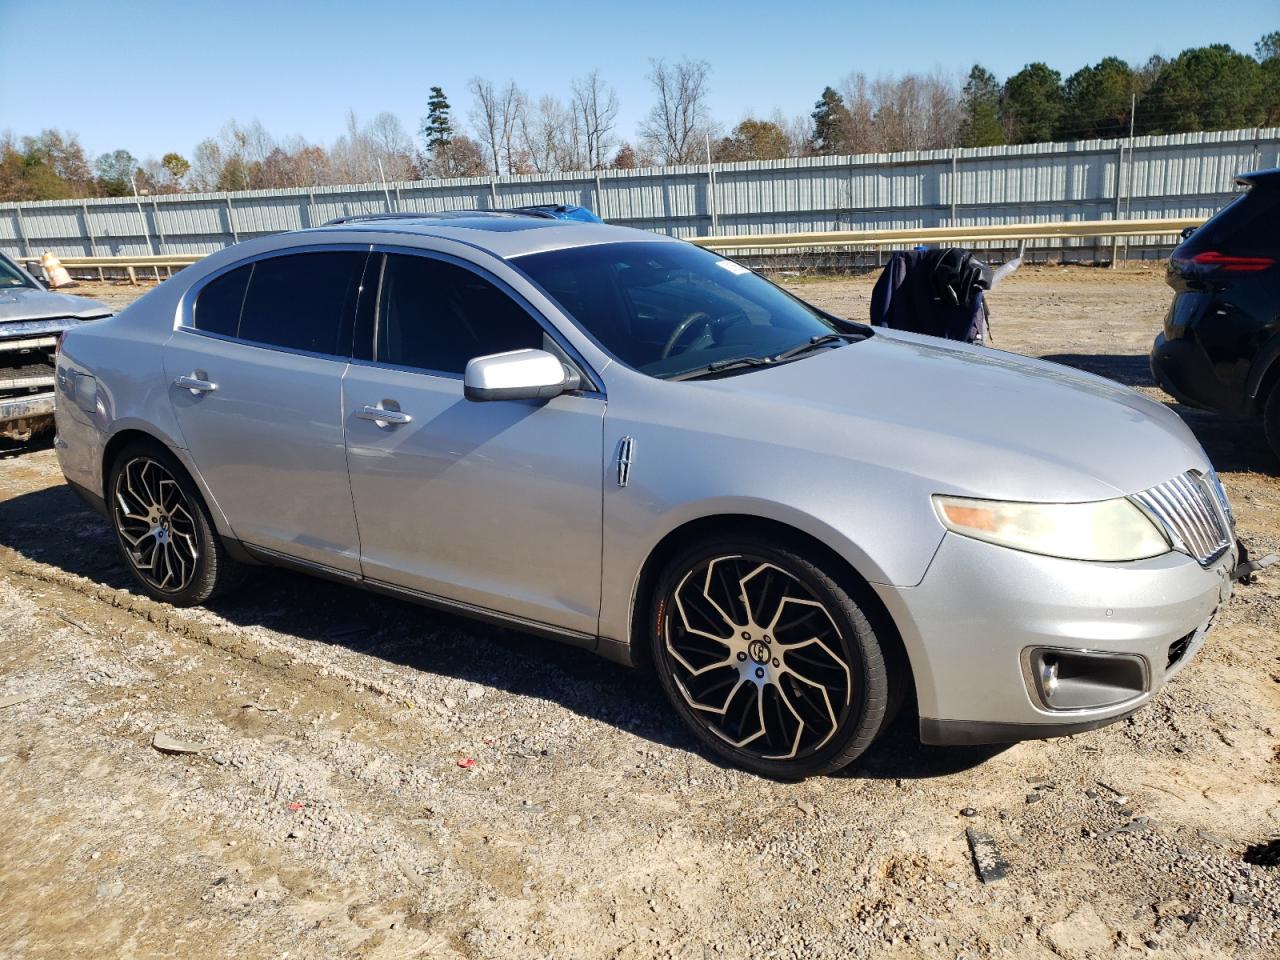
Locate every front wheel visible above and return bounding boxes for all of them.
[649,536,894,779]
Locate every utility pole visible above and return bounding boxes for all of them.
[376,158,394,212]
[1124,93,1136,264]
[131,172,157,257]
[705,133,718,236]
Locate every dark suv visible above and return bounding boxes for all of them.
[1151,169,1280,457]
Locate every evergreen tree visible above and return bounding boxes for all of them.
[421,86,454,156]
[1257,32,1280,125]
[1059,57,1136,139]
[1002,63,1064,143]
[810,87,852,154]
[94,149,138,196]
[1141,45,1265,134]
[960,65,1004,147]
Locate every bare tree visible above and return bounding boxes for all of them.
[638,58,716,164]
[571,70,620,169]
[837,71,961,153]
[189,138,223,191]
[518,95,575,173]
[468,77,524,174]
[366,112,417,180]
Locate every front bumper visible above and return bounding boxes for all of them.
[0,390,55,440]
[875,532,1234,746]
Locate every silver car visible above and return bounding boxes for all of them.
[54,213,1242,778]
[1,252,111,442]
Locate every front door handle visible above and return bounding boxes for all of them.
[174,373,218,394]
[357,402,412,426]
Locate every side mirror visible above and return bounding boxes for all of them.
[463,348,580,402]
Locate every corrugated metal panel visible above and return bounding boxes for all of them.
[0,127,1275,258]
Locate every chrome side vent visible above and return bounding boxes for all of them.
[1130,471,1232,567]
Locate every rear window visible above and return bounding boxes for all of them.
[192,252,367,355]
[1187,186,1278,255]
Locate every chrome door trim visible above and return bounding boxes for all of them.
[175,242,375,360]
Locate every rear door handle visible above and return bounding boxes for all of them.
[174,373,218,394]
[357,403,412,425]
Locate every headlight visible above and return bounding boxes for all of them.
[932,495,1171,562]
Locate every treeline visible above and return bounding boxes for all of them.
[3,33,1277,202]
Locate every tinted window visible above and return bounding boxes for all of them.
[376,254,548,374]
[1193,187,1279,254]
[193,264,249,336]
[512,241,841,378]
[236,252,366,355]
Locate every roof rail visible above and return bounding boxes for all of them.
[323,209,531,226]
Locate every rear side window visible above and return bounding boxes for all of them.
[1192,188,1279,254]
[192,251,366,356]
[238,252,366,355]
[193,264,249,336]
[375,254,548,374]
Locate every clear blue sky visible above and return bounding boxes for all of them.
[0,0,1273,160]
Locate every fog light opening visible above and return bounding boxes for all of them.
[1025,647,1148,711]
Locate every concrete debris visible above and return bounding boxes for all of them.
[965,828,1008,884]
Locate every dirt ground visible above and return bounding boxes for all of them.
[0,268,1277,960]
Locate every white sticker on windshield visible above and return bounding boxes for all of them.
[715,259,750,276]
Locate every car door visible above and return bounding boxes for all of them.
[163,248,369,573]
[342,250,606,638]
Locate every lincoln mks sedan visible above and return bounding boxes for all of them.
[54,212,1242,778]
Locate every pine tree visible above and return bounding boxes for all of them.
[1002,63,1064,143]
[810,87,852,154]
[421,86,454,156]
[960,65,1005,147]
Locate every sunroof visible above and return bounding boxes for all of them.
[442,217,562,232]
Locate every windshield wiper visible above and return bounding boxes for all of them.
[668,355,774,381]
[769,332,862,363]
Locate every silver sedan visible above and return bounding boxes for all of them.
[54,213,1242,778]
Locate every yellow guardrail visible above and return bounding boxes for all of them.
[22,217,1199,282]
[692,217,1201,251]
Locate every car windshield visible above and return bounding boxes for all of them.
[0,257,35,290]
[511,241,845,378]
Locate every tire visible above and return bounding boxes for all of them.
[107,439,244,606]
[1265,386,1280,464]
[649,535,894,779]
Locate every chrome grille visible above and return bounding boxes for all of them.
[1130,471,1232,566]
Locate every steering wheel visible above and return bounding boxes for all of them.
[661,311,714,360]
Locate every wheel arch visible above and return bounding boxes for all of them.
[101,425,237,540]
[1245,328,1280,410]
[624,513,914,707]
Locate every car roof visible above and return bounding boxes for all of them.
[1238,168,1280,189]
[303,211,678,259]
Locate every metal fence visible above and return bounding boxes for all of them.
[2,127,1276,261]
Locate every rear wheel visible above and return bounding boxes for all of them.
[649,536,893,779]
[108,440,243,606]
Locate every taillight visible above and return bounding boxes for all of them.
[1189,251,1275,272]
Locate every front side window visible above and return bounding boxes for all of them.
[375,254,548,374]
[191,251,366,355]
[511,241,843,378]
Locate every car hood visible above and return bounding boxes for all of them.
[0,286,111,323]
[699,330,1209,502]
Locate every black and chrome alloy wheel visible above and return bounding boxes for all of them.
[113,456,201,594]
[652,540,891,777]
